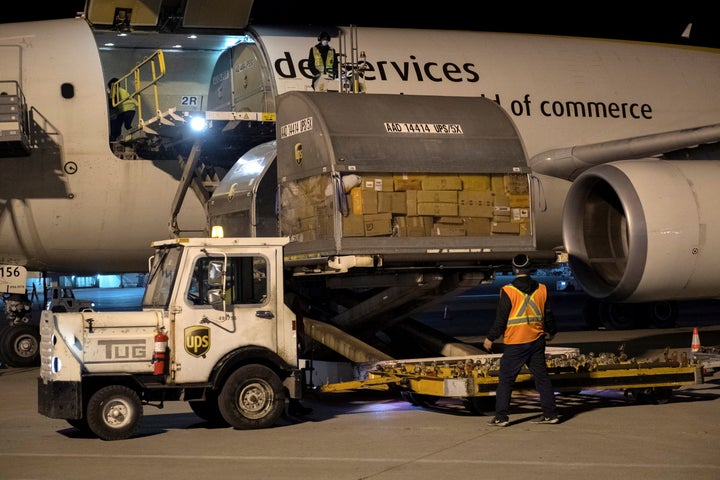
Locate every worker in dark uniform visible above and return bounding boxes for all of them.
[308,31,337,91]
[484,253,560,426]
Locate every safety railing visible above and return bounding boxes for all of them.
[0,80,31,156]
[108,49,166,137]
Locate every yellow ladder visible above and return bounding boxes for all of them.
[108,49,168,139]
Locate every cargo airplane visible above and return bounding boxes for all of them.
[1,0,720,343]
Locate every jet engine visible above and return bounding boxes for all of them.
[563,159,720,304]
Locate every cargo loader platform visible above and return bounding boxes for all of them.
[319,347,704,410]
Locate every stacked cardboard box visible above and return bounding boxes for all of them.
[280,172,532,240]
[279,175,335,241]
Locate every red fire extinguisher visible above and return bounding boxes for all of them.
[153,327,168,375]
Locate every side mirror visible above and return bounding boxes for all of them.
[207,260,224,287]
[208,289,224,309]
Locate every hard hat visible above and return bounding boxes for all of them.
[318,31,331,41]
[511,254,532,275]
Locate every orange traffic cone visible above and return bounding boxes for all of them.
[691,327,701,353]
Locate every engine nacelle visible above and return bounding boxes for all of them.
[562,159,720,302]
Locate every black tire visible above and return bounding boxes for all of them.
[218,364,285,430]
[644,301,678,328]
[0,326,10,366]
[86,385,143,440]
[598,302,638,330]
[189,391,228,426]
[582,298,603,330]
[626,387,672,405]
[0,324,40,367]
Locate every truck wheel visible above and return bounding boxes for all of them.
[0,324,40,367]
[189,391,228,426]
[219,364,285,429]
[86,385,143,440]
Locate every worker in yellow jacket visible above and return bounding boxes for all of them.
[107,77,137,142]
[307,32,337,91]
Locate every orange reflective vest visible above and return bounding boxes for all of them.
[501,283,547,344]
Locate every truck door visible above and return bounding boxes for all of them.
[171,248,279,384]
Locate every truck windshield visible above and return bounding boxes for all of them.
[142,244,183,308]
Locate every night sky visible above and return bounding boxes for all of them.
[2,2,717,48]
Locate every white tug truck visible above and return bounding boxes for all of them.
[38,236,705,441]
[38,236,306,440]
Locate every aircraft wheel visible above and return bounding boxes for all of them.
[0,324,40,367]
[644,301,678,328]
[582,298,603,329]
[598,302,638,330]
[86,385,143,440]
[219,364,285,429]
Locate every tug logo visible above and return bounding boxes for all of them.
[184,326,210,358]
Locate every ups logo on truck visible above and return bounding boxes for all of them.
[184,326,210,357]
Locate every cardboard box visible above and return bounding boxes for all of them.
[509,194,530,208]
[364,212,393,236]
[300,215,332,237]
[463,217,492,236]
[460,174,491,191]
[393,174,424,191]
[458,191,494,217]
[505,174,529,194]
[436,216,464,224]
[403,216,433,237]
[297,230,319,242]
[432,224,466,236]
[350,188,378,215]
[361,175,394,192]
[300,216,320,231]
[417,202,458,216]
[416,190,458,204]
[342,214,365,237]
[406,190,418,216]
[421,175,463,191]
[491,174,506,193]
[491,222,521,234]
[378,191,407,214]
[493,194,510,208]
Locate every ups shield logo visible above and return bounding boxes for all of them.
[184,326,210,358]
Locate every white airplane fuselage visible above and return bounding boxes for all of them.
[1,18,719,284]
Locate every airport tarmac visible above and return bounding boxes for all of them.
[1,326,720,480]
